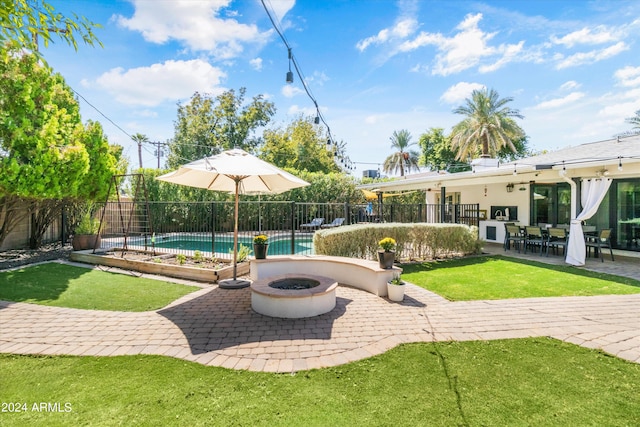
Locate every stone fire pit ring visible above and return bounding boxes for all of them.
[250,274,338,318]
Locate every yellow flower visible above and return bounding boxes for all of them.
[253,234,268,245]
[379,237,396,251]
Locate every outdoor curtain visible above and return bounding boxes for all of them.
[566,178,612,266]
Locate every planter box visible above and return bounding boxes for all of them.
[69,250,249,284]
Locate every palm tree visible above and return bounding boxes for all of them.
[383,129,420,176]
[450,88,525,160]
[131,133,149,169]
[625,110,640,134]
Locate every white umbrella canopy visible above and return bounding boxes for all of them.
[157,148,310,288]
[157,149,309,194]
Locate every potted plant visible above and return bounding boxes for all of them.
[377,237,396,269]
[72,207,102,251]
[387,273,405,302]
[253,234,269,259]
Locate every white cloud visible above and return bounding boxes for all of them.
[479,41,524,73]
[281,85,305,98]
[287,104,316,116]
[614,66,640,87]
[250,58,263,71]
[397,13,524,76]
[356,18,418,51]
[94,59,226,107]
[440,82,485,104]
[115,0,269,59]
[550,26,618,47]
[560,80,581,91]
[555,41,628,69]
[533,92,585,110]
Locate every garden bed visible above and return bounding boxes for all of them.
[69,249,249,283]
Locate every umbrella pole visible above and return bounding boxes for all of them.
[233,178,239,281]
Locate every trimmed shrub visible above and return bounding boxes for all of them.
[313,223,481,261]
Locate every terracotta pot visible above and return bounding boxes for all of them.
[253,243,269,260]
[377,250,395,269]
[72,234,101,251]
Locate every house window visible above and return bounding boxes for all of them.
[616,181,640,250]
[531,183,571,226]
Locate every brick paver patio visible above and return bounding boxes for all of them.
[1,249,639,372]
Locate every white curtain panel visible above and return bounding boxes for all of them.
[566,178,612,266]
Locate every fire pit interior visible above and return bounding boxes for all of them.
[250,274,338,318]
[269,278,319,290]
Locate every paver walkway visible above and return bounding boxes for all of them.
[1,250,639,372]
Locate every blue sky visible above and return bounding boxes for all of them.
[42,0,640,176]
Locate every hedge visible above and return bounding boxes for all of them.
[313,223,481,261]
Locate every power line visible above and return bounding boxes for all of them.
[260,0,352,171]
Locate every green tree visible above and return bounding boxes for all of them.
[261,116,340,173]
[450,88,525,160]
[0,48,118,247]
[625,110,640,134]
[131,133,149,169]
[418,127,467,173]
[1,0,101,55]
[166,88,276,168]
[382,129,420,176]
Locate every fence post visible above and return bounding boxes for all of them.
[344,203,350,225]
[211,201,215,255]
[290,201,296,255]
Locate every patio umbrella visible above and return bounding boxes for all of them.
[157,148,310,289]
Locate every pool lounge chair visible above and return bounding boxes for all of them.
[321,218,345,229]
[300,218,324,231]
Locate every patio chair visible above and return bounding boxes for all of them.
[547,227,568,257]
[300,217,324,232]
[525,226,547,255]
[504,224,525,253]
[321,217,345,229]
[585,228,614,262]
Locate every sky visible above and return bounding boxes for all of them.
[41,0,640,177]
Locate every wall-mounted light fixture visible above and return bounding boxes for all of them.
[506,183,514,193]
[618,156,623,171]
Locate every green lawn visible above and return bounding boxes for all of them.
[0,263,199,311]
[401,255,640,300]
[1,338,638,426]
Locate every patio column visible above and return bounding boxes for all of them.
[440,186,446,223]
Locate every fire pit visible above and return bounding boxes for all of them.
[250,274,338,318]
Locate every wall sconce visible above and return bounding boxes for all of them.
[506,183,514,193]
[519,184,526,191]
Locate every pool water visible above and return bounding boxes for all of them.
[148,235,313,256]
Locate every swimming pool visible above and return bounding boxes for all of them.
[140,234,314,256]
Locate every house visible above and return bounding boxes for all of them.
[358,134,640,262]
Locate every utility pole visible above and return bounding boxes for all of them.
[152,141,166,169]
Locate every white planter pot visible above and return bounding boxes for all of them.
[387,282,405,302]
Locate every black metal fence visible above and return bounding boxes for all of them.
[95,201,479,259]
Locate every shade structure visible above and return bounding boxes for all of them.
[157,148,310,288]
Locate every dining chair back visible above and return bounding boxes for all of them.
[504,224,525,252]
[547,227,568,257]
[585,228,614,262]
[525,226,546,255]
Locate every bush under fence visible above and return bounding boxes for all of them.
[313,223,482,261]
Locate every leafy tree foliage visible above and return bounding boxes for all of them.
[1,0,101,56]
[0,48,119,247]
[625,110,640,134]
[383,129,420,176]
[260,116,340,173]
[418,127,467,173]
[166,88,276,168]
[450,88,525,160]
[419,127,529,172]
